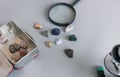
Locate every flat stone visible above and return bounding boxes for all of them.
[54,39,62,45]
[65,25,74,32]
[51,28,60,35]
[45,41,53,48]
[69,35,77,41]
[64,49,74,58]
[34,23,43,29]
[41,30,50,38]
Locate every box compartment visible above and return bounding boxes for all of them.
[0,21,38,70]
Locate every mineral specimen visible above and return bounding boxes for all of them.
[51,28,60,35]
[64,49,74,58]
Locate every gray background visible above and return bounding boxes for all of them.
[0,0,119,77]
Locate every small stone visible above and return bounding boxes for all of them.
[64,49,74,58]
[51,28,60,35]
[46,41,52,48]
[34,23,43,29]
[69,35,77,41]
[65,25,74,32]
[20,41,28,49]
[41,30,49,38]
[54,39,62,45]
[9,44,16,53]
[19,48,27,57]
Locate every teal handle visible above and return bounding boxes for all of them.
[72,0,80,6]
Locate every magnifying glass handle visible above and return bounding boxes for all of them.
[72,0,80,6]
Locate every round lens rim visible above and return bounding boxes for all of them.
[48,3,76,27]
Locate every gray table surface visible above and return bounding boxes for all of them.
[0,0,119,77]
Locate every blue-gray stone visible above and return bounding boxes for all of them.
[51,28,60,35]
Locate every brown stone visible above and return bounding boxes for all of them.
[19,48,27,57]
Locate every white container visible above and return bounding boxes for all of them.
[0,21,39,77]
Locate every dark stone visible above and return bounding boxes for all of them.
[9,44,16,53]
[64,49,73,58]
[69,35,77,41]
[51,28,60,35]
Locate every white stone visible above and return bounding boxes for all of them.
[54,39,62,45]
[65,25,74,32]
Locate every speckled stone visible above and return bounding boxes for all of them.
[64,49,74,58]
[51,28,60,35]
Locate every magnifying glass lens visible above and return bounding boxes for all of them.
[49,5,75,24]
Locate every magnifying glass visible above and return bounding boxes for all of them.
[104,44,120,76]
[48,0,80,27]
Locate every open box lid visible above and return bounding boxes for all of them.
[0,51,13,77]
